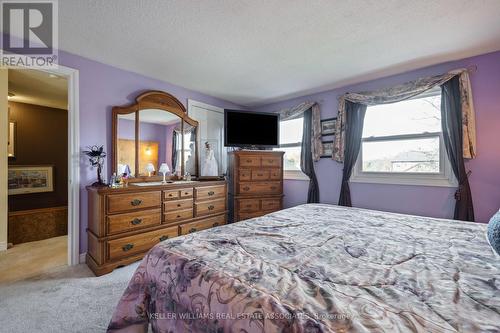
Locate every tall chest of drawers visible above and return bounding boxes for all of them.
[86,181,227,276]
[228,150,284,222]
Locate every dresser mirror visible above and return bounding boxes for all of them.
[112,91,199,180]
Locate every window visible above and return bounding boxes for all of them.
[351,89,457,187]
[275,117,308,180]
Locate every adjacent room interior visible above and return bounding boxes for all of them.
[0,1,499,332]
[0,69,69,284]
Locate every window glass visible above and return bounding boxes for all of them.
[363,94,441,138]
[276,117,303,171]
[279,117,303,144]
[362,137,440,173]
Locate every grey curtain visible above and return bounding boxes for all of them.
[172,131,178,172]
[338,101,367,206]
[441,77,475,221]
[301,109,319,203]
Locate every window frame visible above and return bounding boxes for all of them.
[350,91,457,187]
[277,117,309,181]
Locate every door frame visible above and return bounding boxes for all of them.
[26,65,80,266]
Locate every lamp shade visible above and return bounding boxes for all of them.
[146,163,155,173]
[159,163,170,174]
[118,164,131,176]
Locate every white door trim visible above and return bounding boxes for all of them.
[37,65,80,266]
[187,99,224,114]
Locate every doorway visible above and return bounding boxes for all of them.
[0,66,79,284]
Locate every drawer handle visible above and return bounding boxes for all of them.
[159,235,169,241]
[208,205,215,210]
[271,186,277,190]
[131,199,142,206]
[208,191,215,196]
[189,228,197,233]
[243,186,250,191]
[176,214,181,218]
[168,193,174,197]
[213,222,219,227]
[184,192,190,195]
[122,243,134,252]
[177,203,181,207]
[246,159,252,163]
[131,218,142,225]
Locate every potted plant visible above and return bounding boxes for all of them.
[83,145,107,186]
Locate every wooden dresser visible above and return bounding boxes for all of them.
[86,180,227,276]
[228,150,284,222]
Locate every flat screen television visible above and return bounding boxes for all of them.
[224,110,279,148]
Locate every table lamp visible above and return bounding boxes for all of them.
[146,163,155,177]
[159,163,170,183]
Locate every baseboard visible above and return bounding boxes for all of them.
[0,241,7,252]
[79,252,86,264]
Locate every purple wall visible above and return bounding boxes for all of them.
[257,51,500,223]
[55,50,243,254]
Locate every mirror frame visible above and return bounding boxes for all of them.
[112,90,199,181]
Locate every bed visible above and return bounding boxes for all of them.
[107,204,500,332]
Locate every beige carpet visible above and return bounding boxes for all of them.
[0,235,67,284]
[0,261,140,333]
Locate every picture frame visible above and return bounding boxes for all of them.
[320,117,337,136]
[321,140,334,158]
[8,165,54,195]
[8,121,16,158]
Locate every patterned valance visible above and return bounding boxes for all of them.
[278,101,323,161]
[333,69,476,162]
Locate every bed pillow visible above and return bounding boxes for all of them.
[487,210,500,256]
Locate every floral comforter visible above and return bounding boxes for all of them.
[108,204,500,333]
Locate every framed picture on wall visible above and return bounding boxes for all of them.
[8,165,54,195]
[8,121,16,158]
[321,141,334,158]
[320,117,337,136]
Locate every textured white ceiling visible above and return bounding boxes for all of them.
[59,0,500,107]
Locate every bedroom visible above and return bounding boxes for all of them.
[0,1,499,332]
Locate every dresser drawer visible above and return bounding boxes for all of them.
[269,169,281,180]
[195,185,226,201]
[261,198,282,211]
[180,188,193,198]
[239,169,252,181]
[239,182,281,195]
[237,211,264,221]
[251,170,270,181]
[164,198,193,211]
[237,199,260,213]
[163,189,180,201]
[195,198,226,216]
[179,215,226,235]
[164,209,193,223]
[107,208,161,235]
[107,191,161,214]
[107,226,178,261]
[239,155,261,167]
[261,156,281,168]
